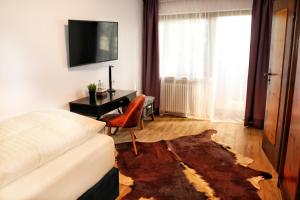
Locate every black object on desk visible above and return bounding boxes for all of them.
[69,90,136,119]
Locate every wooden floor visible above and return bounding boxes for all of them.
[112,115,282,200]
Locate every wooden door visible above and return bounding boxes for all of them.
[264,8,288,145]
[262,0,296,170]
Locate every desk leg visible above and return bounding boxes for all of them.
[117,108,122,114]
[107,127,112,136]
[151,113,155,121]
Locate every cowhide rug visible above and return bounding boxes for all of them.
[116,129,272,200]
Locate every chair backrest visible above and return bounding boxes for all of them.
[122,95,145,128]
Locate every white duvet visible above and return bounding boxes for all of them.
[0,109,106,188]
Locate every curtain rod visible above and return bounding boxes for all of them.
[159,0,252,3]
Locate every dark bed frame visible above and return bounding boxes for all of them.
[78,167,119,200]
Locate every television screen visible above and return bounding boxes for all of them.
[68,20,118,67]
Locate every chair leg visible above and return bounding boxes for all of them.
[130,129,138,155]
[140,119,144,130]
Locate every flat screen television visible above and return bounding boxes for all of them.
[68,20,118,67]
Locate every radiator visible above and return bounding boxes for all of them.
[160,77,210,118]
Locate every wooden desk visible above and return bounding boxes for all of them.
[69,90,136,119]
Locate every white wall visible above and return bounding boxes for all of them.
[0,0,143,120]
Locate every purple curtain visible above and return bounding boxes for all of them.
[244,0,273,129]
[142,0,160,110]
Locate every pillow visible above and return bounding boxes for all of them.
[0,109,106,188]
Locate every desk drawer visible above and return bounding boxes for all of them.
[116,97,130,107]
[97,97,130,115]
[70,104,98,117]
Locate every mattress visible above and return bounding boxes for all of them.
[0,109,106,188]
[0,134,115,200]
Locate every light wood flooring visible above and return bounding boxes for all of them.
[112,115,282,200]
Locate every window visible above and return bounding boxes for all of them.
[159,11,252,123]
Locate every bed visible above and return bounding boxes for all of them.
[0,110,119,200]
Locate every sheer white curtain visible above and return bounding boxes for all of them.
[159,1,252,123]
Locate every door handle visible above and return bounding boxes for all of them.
[264,72,278,77]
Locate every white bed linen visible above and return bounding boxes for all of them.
[0,134,115,200]
[0,109,106,188]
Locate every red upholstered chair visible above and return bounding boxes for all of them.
[102,95,145,155]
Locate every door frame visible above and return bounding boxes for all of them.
[262,0,296,171]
